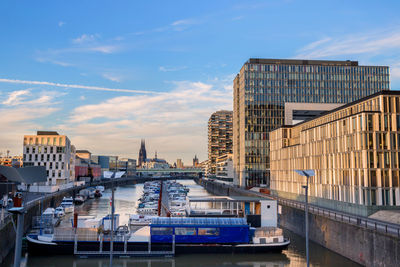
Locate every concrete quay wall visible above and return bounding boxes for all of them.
[0,175,196,263]
[195,178,400,267]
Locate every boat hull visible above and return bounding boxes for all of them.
[27,235,289,256]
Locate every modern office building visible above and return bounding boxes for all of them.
[118,158,137,176]
[233,58,390,187]
[208,110,233,175]
[270,91,400,216]
[23,131,75,186]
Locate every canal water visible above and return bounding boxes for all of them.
[2,180,360,267]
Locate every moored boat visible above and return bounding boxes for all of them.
[26,217,289,256]
[60,197,74,213]
[74,195,85,205]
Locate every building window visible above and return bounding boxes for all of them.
[32,147,36,153]
[151,227,173,235]
[59,154,62,161]
[44,147,48,153]
[198,228,219,236]
[50,147,53,153]
[175,227,196,235]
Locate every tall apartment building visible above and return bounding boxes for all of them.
[270,91,400,216]
[233,58,390,187]
[23,131,75,186]
[208,110,233,175]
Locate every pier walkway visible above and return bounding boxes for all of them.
[160,182,170,217]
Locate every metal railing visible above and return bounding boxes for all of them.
[73,234,176,256]
[277,197,400,238]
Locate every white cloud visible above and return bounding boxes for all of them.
[0,78,162,94]
[2,90,31,105]
[170,19,198,31]
[102,73,123,83]
[72,34,98,44]
[80,95,86,100]
[58,21,65,27]
[296,29,400,59]
[232,16,244,21]
[0,90,61,156]
[35,57,73,67]
[159,66,187,72]
[62,77,233,162]
[88,45,120,54]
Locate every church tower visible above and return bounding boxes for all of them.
[138,139,147,167]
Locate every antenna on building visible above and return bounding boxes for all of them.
[155,151,157,159]
[7,150,10,157]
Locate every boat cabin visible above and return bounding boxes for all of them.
[150,217,249,244]
[186,196,277,227]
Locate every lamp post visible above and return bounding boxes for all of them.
[109,156,117,267]
[8,207,25,267]
[295,169,315,267]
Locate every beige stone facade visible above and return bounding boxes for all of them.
[270,91,400,210]
[23,131,75,185]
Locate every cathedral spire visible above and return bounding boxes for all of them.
[138,139,147,167]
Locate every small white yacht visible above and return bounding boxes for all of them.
[60,197,74,213]
[55,206,65,218]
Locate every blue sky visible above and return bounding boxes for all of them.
[1,0,400,164]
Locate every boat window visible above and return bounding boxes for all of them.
[151,227,173,235]
[175,227,197,235]
[198,228,220,236]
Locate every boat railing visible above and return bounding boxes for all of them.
[73,233,176,256]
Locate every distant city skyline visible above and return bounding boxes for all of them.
[1,1,400,163]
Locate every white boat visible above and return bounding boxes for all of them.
[74,195,85,205]
[41,208,61,227]
[55,207,65,218]
[129,214,157,226]
[137,207,158,215]
[60,197,74,213]
[96,185,105,193]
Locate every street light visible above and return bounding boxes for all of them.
[295,169,315,267]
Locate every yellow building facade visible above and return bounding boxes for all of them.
[270,91,400,215]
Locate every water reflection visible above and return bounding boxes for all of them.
[1,180,361,267]
[21,253,290,267]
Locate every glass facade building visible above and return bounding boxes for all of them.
[233,58,390,188]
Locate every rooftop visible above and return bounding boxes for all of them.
[187,195,273,202]
[247,58,360,66]
[151,217,248,226]
[279,90,400,129]
[37,131,59,136]
[76,150,91,154]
